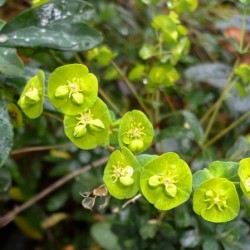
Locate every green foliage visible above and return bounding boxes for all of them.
[140,152,192,210]
[48,64,98,115]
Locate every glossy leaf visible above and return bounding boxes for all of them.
[0,0,102,51]
[0,168,11,192]
[17,70,45,119]
[193,178,240,223]
[64,98,111,149]
[193,169,213,190]
[118,110,154,154]
[103,147,140,199]
[48,64,98,115]
[0,48,24,76]
[140,152,192,210]
[0,98,13,168]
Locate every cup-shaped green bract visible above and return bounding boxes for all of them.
[118,110,154,154]
[103,147,140,199]
[64,98,111,150]
[48,64,98,115]
[239,158,250,200]
[140,152,192,210]
[193,178,240,223]
[17,70,45,119]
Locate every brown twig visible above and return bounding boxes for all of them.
[122,194,142,209]
[0,156,108,228]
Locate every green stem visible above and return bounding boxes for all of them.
[240,9,247,52]
[205,109,250,147]
[202,60,239,143]
[111,61,151,119]
[98,87,123,117]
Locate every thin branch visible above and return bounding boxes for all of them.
[0,156,108,228]
[11,143,73,156]
[122,194,142,209]
[111,61,151,118]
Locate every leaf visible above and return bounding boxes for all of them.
[0,0,103,51]
[184,63,232,89]
[103,147,140,199]
[41,213,68,229]
[0,97,13,168]
[0,168,11,192]
[0,0,6,7]
[202,237,221,250]
[193,169,213,190]
[118,110,154,154]
[238,158,250,200]
[14,216,43,240]
[181,110,204,144]
[64,98,111,150]
[48,64,98,115]
[140,152,192,210]
[193,178,240,223]
[0,48,24,76]
[17,70,45,119]
[208,161,239,182]
[91,222,120,250]
[46,191,69,212]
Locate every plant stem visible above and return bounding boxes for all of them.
[240,9,247,52]
[202,61,239,143]
[0,156,108,228]
[111,61,151,119]
[205,109,250,148]
[11,143,73,156]
[98,87,123,117]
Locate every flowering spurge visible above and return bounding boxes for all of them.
[193,178,240,223]
[64,98,111,149]
[238,158,250,200]
[18,70,45,119]
[140,152,192,210]
[118,110,154,154]
[103,147,140,199]
[48,64,98,115]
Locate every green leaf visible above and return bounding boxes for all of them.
[48,64,98,115]
[103,147,140,199]
[118,110,154,154]
[0,168,11,192]
[139,43,157,60]
[193,169,213,190]
[46,191,69,212]
[0,0,103,51]
[0,19,6,30]
[0,48,24,76]
[181,110,204,144]
[202,237,221,250]
[0,97,13,168]
[64,98,111,150]
[208,161,239,182]
[17,70,45,119]
[238,158,250,200]
[140,152,192,210]
[193,178,240,223]
[0,0,6,7]
[91,223,120,250]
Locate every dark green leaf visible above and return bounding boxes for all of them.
[202,237,221,250]
[91,222,121,250]
[0,97,13,168]
[0,0,103,51]
[46,191,69,212]
[0,48,24,76]
[192,169,213,190]
[0,19,6,30]
[0,168,11,192]
[0,0,6,7]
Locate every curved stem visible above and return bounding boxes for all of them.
[0,156,108,228]
[111,61,151,119]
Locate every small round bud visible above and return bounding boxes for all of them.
[165,183,177,198]
[128,139,144,153]
[54,85,69,99]
[119,176,134,186]
[148,175,162,187]
[25,88,40,103]
[73,124,87,138]
[71,92,84,105]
